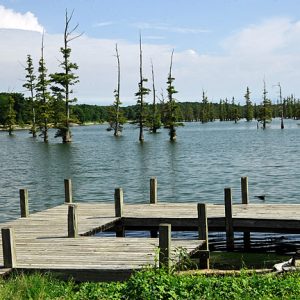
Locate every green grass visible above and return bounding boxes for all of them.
[0,251,295,299]
[209,252,290,270]
[0,268,299,300]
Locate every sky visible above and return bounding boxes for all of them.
[1,0,300,105]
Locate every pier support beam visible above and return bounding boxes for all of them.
[197,203,209,269]
[150,177,158,238]
[20,188,29,218]
[224,188,234,251]
[64,179,72,203]
[68,204,78,238]
[241,177,251,250]
[114,188,125,237]
[1,227,17,268]
[159,224,171,270]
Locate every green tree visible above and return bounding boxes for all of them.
[147,61,161,133]
[50,10,81,143]
[135,34,150,142]
[200,91,209,123]
[23,54,38,137]
[258,80,272,129]
[231,97,241,123]
[109,44,126,136]
[244,86,253,122]
[35,35,52,143]
[4,95,16,135]
[165,50,179,141]
[219,99,225,121]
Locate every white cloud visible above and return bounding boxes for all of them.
[93,21,114,27]
[134,22,210,34]
[223,18,300,56]
[0,5,43,33]
[1,17,300,105]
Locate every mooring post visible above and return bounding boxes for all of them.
[68,204,78,238]
[64,179,72,203]
[1,227,17,268]
[159,223,171,270]
[224,188,234,251]
[241,176,251,250]
[114,188,125,237]
[150,177,158,238]
[241,176,248,204]
[114,188,123,217]
[19,188,29,218]
[150,177,157,204]
[197,203,209,269]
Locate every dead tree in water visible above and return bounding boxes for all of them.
[135,34,150,142]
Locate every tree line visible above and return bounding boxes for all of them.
[1,88,299,131]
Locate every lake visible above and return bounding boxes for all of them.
[0,118,299,222]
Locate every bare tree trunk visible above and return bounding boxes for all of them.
[114,44,121,137]
[151,61,157,133]
[138,34,144,142]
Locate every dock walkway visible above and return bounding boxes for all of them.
[0,203,207,281]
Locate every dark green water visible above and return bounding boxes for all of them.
[0,119,299,222]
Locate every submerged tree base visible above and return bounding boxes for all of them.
[63,130,72,143]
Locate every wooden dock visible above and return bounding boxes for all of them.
[0,203,207,281]
[0,177,299,281]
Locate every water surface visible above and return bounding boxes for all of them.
[0,119,299,222]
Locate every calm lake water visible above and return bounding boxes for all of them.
[0,119,299,222]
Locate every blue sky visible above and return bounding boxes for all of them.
[1,0,300,105]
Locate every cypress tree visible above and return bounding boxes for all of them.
[4,95,16,135]
[109,44,126,136]
[258,80,272,129]
[23,55,38,137]
[244,86,253,121]
[148,60,161,133]
[35,34,52,143]
[50,10,81,143]
[165,50,179,141]
[135,34,150,142]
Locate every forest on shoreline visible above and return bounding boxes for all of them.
[0,91,299,128]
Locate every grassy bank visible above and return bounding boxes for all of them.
[0,252,298,299]
[0,269,299,300]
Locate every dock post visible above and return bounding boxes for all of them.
[114,188,125,237]
[197,203,209,269]
[19,188,29,218]
[68,204,78,238]
[241,176,249,204]
[159,224,171,270]
[224,188,234,251]
[64,179,72,203]
[1,227,17,268]
[150,177,158,238]
[114,188,123,217]
[150,177,157,204]
[241,177,251,250]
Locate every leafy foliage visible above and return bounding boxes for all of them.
[23,55,38,137]
[257,81,273,129]
[35,38,52,143]
[164,50,180,141]
[50,10,81,143]
[1,270,299,300]
[244,86,253,122]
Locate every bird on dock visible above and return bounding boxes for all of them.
[255,195,265,200]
